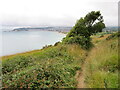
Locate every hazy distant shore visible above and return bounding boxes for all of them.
[3,27,71,34]
[12,29,68,34]
[3,26,118,33]
[1,27,66,57]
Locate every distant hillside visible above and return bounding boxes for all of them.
[12,26,118,33]
[103,26,118,32]
[12,27,72,33]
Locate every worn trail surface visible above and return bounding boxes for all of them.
[76,53,89,88]
[76,61,86,88]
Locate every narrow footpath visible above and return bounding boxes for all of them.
[76,61,86,88]
[76,52,90,88]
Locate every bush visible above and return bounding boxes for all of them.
[54,41,60,46]
[63,35,93,49]
[62,11,105,49]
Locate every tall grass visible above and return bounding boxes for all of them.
[84,35,118,88]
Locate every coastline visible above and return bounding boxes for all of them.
[10,29,68,34]
[1,30,67,58]
[3,29,68,35]
[0,49,42,59]
[3,26,70,35]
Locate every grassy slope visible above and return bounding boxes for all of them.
[84,33,118,88]
[2,44,86,88]
[2,32,118,88]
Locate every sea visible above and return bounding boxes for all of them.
[0,25,66,56]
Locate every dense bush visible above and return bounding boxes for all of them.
[62,11,105,49]
[63,35,92,49]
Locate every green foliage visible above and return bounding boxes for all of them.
[54,41,60,46]
[63,35,92,49]
[2,56,34,74]
[2,32,118,88]
[2,44,86,88]
[85,71,118,88]
[84,35,118,88]
[63,11,105,49]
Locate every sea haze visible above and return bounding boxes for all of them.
[0,26,66,56]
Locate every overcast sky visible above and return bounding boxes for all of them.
[0,0,119,27]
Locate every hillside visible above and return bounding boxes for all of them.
[2,32,119,88]
[81,32,119,88]
[12,27,71,33]
[2,43,87,88]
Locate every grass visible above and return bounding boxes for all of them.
[84,33,118,88]
[2,44,86,88]
[1,32,119,88]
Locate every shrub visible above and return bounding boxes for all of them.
[54,41,60,46]
[62,11,105,49]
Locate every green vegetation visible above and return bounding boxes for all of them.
[2,32,118,88]
[62,11,105,49]
[84,33,119,88]
[1,11,118,88]
[2,44,86,88]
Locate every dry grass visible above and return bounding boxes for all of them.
[91,34,111,45]
[84,36,118,88]
[1,49,43,60]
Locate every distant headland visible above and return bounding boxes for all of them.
[12,27,72,34]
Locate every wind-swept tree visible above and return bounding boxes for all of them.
[62,11,105,49]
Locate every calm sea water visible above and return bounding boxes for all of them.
[0,26,66,56]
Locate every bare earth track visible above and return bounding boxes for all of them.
[76,61,86,88]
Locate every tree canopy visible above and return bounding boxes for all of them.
[62,11,105,49]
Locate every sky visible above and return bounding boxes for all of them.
[0,0,119,27]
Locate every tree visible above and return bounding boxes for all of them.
[62,11,105,49]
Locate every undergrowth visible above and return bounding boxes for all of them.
[2,44,86,88]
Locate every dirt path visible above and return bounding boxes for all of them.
[76,52,89,88]
[76,34,110,88]
[76,61,86,88]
